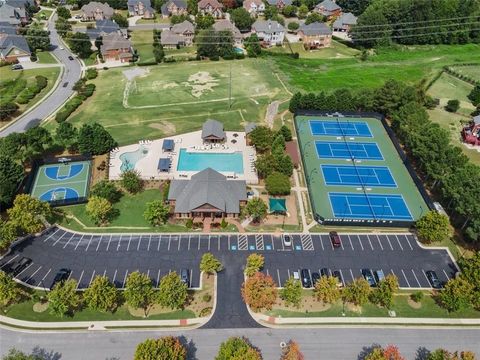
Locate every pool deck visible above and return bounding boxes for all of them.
[108,131,259,184]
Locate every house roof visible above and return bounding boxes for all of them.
[267,0,292,5]
[213,19,241,39]
[0,26,30,57]
[168,168,247,214]
[252,20,285,34]
[299,21,332,36]
[333,12,357,28]
[161,0,187,16]
[160,29,183,45]
[198,0,223,10]
[81,2,114,17]
[0,4,21,25]
[316,0,341,11]
[100,32,131,54]
[171,20,194,34]
[474,115,480,125]
[245,123,257,134]
[86,19,120,39]
[128,0,154,13]
[269,198,287,213]
[202,119,225,139]
[5,0,35,8]
[243,0,263,8]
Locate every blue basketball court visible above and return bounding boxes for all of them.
[310,120,372,137]
[316,141,383,160]
[329,192,413,220]
[321,165,397,187]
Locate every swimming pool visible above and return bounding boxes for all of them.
[119,145,149,172]
[177,148,244,174]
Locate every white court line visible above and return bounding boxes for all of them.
[52,231,68,246]
[277,269,281,286]
[127,235,132,251]
[1,255,19,269]
[376,235,385,251]
[25,266,42,283]
[88,270,96,286]
[349,269,354,281]
[401,269,411,287]
[85,236,94,252]
[95,236,103,251]
[348,235,354,250]
[41,268,51,282]
[411,269,421,287]
[122,270,129,288]
[156,269,161,287]
[43,228,60,242]
[76,270,85,289]
[106,235,112,251]
[74,235,84,250]
[395,235,404,251]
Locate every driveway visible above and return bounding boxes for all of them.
[0,13,82,137]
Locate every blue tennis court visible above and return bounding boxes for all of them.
[310,120,372,137]
[329,192,413,220]
[321,165,397,187]
[316,141,383,160]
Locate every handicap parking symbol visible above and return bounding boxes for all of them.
[231,245,237,250]
[249,245,255,250]
[266,245,272,250]
[295,245,302,251]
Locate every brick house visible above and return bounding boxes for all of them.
[298,21,332,49]
[266,0,292,10]
[161,20,194,48]
[80,2,114,21]
[161,0,187,18]
[100,32,133,62]
[127,0,155,19]
[0,23,30,62]
[243,0,264,15]
[197,0,223,18]
[314,0,342,20]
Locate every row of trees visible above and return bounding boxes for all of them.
[362,344,477,360]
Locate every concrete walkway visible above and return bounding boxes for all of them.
[292,169,308,232]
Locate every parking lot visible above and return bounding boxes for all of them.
[0,227,457,291]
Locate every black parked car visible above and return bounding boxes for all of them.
[50,268,71,290]
[320,268,329,277]
[426,270,442,289]
[300,269,312,288]
[361,268,376,287]
[12,257,32,276]
[332,270,343,287]
[68,55,74,60]
[311,272,320,285]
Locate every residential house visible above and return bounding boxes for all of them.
[80,2,114,21]
[202,119,226,142]
[242,0,264,16]
[161,20,194,48]
[333,12,357,32]
[298,21,332,49]
[213,19,242,46]
[0,2,28,25]
[197,0,223,18]
[161,0,187,18]
[266,0,291,10]
[251,20,285,46]
[100,32,133,62]
[127,0,154,19]
[314,0,342,20]
[168,168,247,219]
[0,22,30,62]
[86,19,126,42]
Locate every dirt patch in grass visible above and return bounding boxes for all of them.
[184,71,219,98]
[407,298,423,309]
[148,120,176,134]
[346,303,362,313]
[33,302,48,313]
[186,273,215,317]
[272,293,332,313]
[91,154,108,185]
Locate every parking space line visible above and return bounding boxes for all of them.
[339,269,345,286]
[266,269,269,276]
[404,235,414,250]
[74,235,84,250]
[41,269,51,282]
[401,269,411,287]
[62,234,74,249]
[228,235,231,250]
[384,236,393,251]
[348,235,354,251]
[85,236,94,252]
[122,270,129,288]
[271,236,275,250]
[197,236,201,250]
[156,269,161,287]
[76,270,85,289]
[52,232,68,246]
[25,266,42,283]
[158,236,162,251]
[189,269,193,288]
[442,269,451,282]
[320,237,324,250]
[1,255,19,269]
[276,269,281,286]
[349,269,354,282]
[357,236,364,251]
[117,235,122,251]
[127,235,132,251]
[43,228,59,242]
[287,269,291,279]
[208,236,211,251]
[89,270,96,286]
[168,235,172,251]
[179,237,182,251]
[106,235,112,251]
[103,269,106,277]
[112,269,117,285]
[137,237,142,251]
[146,269,150,279]
[411,269,421,287]
[375,235,385,251]
[218,236,221,251]
[147,235,152,251]
[340,238,344,250]
[95,236,103,252]
[367,237,374,250]
[395,235,404,251]
[330,237,334,250]
[390,269,395,277]
[421,270,430,285]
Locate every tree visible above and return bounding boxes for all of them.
[244,34,261,57]
[0,156,24,209]
[1,349,42,360]
[170,14,190,24]
[77,123,117,155]
[314,276,340,304]
[336,0,371,16]
[427,349,477,360]
[48,279,80,317]
[241,272,277,312]
[90,180,122,203]
[134,337,187,360]
[0,270,22,306]
[83,275,119,312]
[54,122,78,151]
[200,253,223,277]
[364,345,405,360]
[282,5,297,17]
[287,21,299,32]
[459,252,480,309]
[249,126,274,152]
[343,278,371,306]
[112,13,128,27]
[274,155,293,177]
[124,271,157,317]
[416,211,451,244]
[271,134,286,156]
[55,18,72,38]
[195,13,215,29]
[305,12,325,25]
[120,169,143,194]
[445,99,460,113]
[243,197,268,223]
[281,341,304,360]
[277,125,292,141]
[153,43,165,63]
[245,253,264,277]
[230,7,254,31]
[439,277,474,312]
[280,277,302,307]
[86,196,113,225]
[157,272,188,310]
[24,126,52,159]
[196,29,218,58]
[216,337,262,360]
[297,4,308,18]
[144,200,170,226]
[7,194,52,234]
[0,101,18,121]
[67,32,93,58]
[25,27,51,51]
[265,172,291,195]
[57,6,71,19]
[370,274,398,309]
[468,85,480,106]
[264,5,278,20]
[255,154,276,178]
[0,221,18,253]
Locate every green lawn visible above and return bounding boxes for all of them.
[266,40,360,59]
[270,44,480,92]
[36,51,58,64]
[35,8,53,21]
[46,58,290,145]
[136,15,170,24]
[131,30,155,63]
[266,294,480,319]
[449,64,480,81]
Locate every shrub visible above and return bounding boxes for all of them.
[265,172,291,195]
[202,294,211,302]
[411,291,424,303]
[120,170,143,194]
[90,180,122,203]
[445,99,460,112]
[245,253,264,276]
[85,68,98,80]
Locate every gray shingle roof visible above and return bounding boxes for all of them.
[333,12,357,29]
[213,19,241,39]
[100,32,131,54]
[168,168,247,214]
[161,0,187,16]
[202,119,225,139]
[160,29,183,45]
[245,123,257,134]
[171,20,194,34]
[252,20,284,34]
[86,19,120,39]
[0,24,30,58]
[267,0,292,5]
[474,115,480,124]
[316,0,341,12]
[299,22,332,36]
[198,0,223,10]
[81,2,114,18]
[0,4,21,25]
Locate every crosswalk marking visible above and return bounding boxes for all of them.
[300,234,314,251]
[255,234,264,250]
[238,235,248,250]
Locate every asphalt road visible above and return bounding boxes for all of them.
[0,13,82,137]
[1,327,479,359]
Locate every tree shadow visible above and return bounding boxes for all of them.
[415,346,431,360]
[31,346,62,360]
[178,335,198,360]
[357,343,382,360]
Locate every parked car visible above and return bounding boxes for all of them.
[329,231,341,248]
[361,268,376,287]
[11,64,23,70]
[332,270,343,287]
[426,270,442,289]
[283,234,292,247]
[311,272,320,285]
[180,269,190,287]
[68,55,74,60]
[320,268,329,277]
[373,269,385,283]
[300,269,312,288]
[12,257,32,276]
[50,268,71,290]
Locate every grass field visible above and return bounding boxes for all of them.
[266,40,360,59]
[48,58,290,145]
[271,44,480,92]
[131,30,155,63]
[36,51,58,64]
[449,64,480,81]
